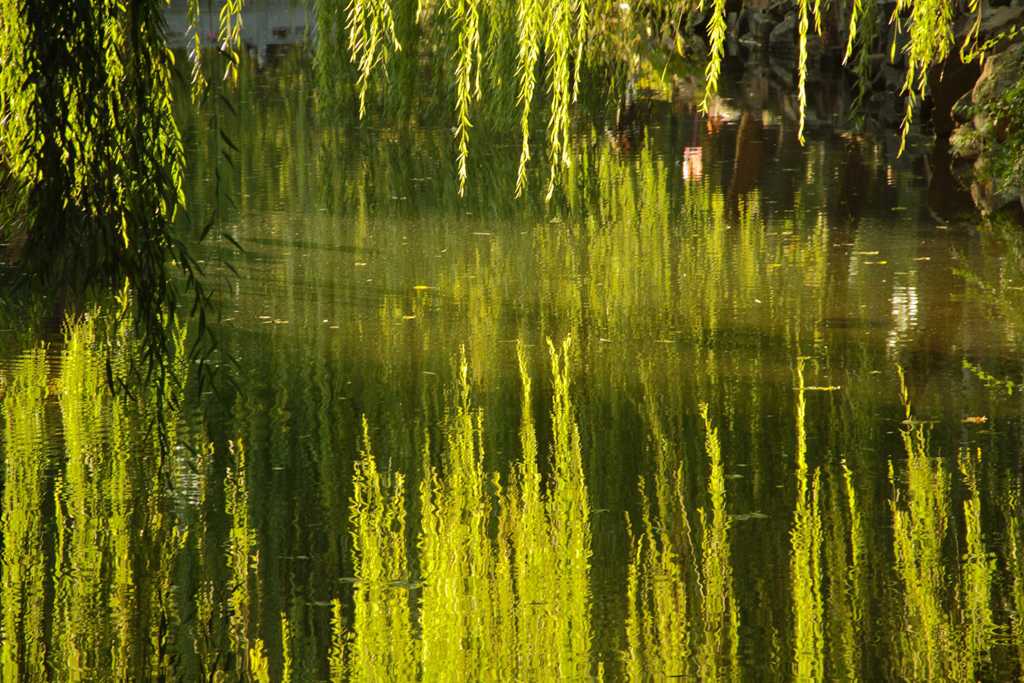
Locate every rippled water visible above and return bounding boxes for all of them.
[2,56,1024,681]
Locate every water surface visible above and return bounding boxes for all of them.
[2,55,1024,681]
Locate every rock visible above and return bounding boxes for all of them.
[972,111,994,137]
[952,41,1024,214]
[972,43,1024,109]
[971,156,1022,215]
[952,90,973,124]
[866,91,901,126]
[768,13,796,53]
[747,8,774,44]
[949,124,982,159]
[927,54,981,136]
[880,64,905,91]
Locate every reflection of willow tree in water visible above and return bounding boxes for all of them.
[1,314,1024,678]
[1,317,189,679]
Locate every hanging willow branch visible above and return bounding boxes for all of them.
[700,0,727,112]
[219,0,246,84]
[544,0,574,200]
[314,0,999,190]
[348,0,403,117]
[0,0,211,391]
[186,0,207,101]
[892,0,955,155]
[514,0,542,196]
[417,0,996,175]
[450,0,481,195]
[797,0,810,144]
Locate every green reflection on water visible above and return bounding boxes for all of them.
[3,60,1024,681]
[2,316,1024,679]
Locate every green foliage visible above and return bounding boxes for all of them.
[347,0,403,117]
[0,0,217,385]
[981,71,1024,193]
[219,0,247,85]
[311,0,1015,188]
[700,0,727,113]
[891,0,955,153]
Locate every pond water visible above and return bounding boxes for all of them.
[2,54,1024,681]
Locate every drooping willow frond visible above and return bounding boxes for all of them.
[844,0,862,64]
[544,0,574,200]
[0,0,213,388]
[797,0,810,144]
[891,0,955,154]
[514,0,543,196]
[218,0,246,85]
[959,0,982,63]
[572,0,588,104]
[186,0,207,101]
[450,0,481,195]
[845,0,878,116]
[348,0,403,117]
[700,0,727,112]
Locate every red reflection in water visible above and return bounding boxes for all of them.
[682,146,703,182]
